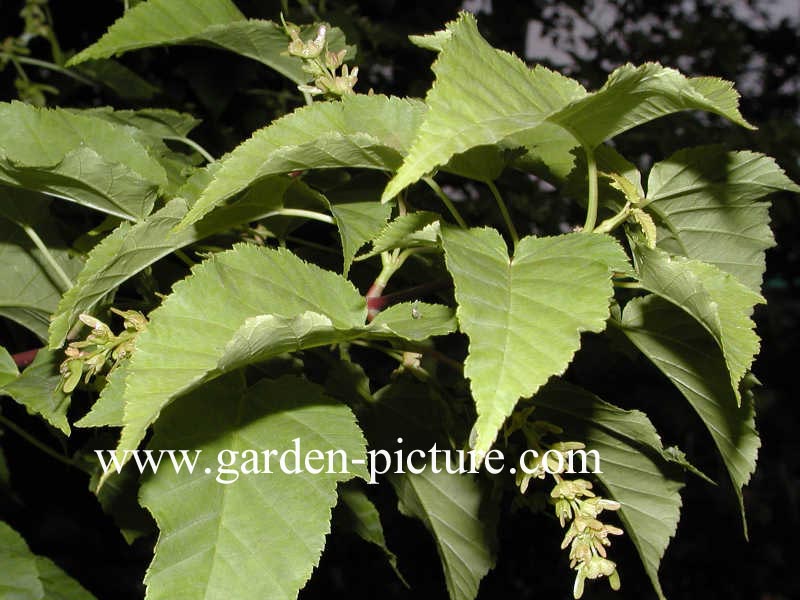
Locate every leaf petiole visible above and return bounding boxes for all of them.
[366,249,415,320]
[173,136,215,163]
[487,180,518,247]
[582,144,599,232]
[594,202,632,235]
[423,177,467,228]
[263,208,335,224]
[20,223,73,292]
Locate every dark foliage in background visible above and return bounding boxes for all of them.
[0,1,797,598]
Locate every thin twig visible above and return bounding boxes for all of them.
[0,414,77,469]
[365,278,452,313]
[11,348,38,369]
[1,54,96,88]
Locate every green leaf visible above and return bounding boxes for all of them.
[217,312,359,373]
[0,148,160,222]
[77,107,201,140]
[218,302,456,372]
[560,144,645,212]
[75,360,130,428]
[0,192,83,340]
[179,94,426,228]
[595,145,645,199]
[0,184,51,226]
[440,227,628,456]
[661,445,715,484]
[635,245,763,402]
[178,20,353,85]
[392,463,494,600]
[383,14,585,200]
[329,201,392,276]
[618,295,759,528]
[0,521,43,600]
[631,208,658,248]
[383,13,753,201]
[369,302,456,340]
[0,346,19,387]
[74,59,161,101]
[324,355,372,405]
[530,382,684,600]
[64,107,204,197]
[68,0,245,64]
[363,380,496,600]
[510,123,585,182]
[114,245,367,471]
[35,556,98,600]
[0,521,96,600]
[318,173,394,274]
[67,0,352,85]
[547,67,753,147]
[1,348,71,435]
[140,375,367,600]
[444,146,520,183]
[48,177,294,348]
[359,211,440,259]
[408,29,452,52]
[0,102,167,220]
[338,483,406,585]
[644,146,800,291]
[88,451,155,545]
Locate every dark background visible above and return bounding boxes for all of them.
[0,1,797,598]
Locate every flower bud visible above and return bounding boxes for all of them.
[79,313,112,338]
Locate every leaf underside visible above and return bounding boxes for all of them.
[634,245,763,402]
[0,101,166,220]
[441,226,628,456]
[114,244,367,470]
[48,176,295,348]
[141,375,367,600]
[619,295,759,528]
[645,145,800,292]
[383,13,751,201]
[180,94,426,229]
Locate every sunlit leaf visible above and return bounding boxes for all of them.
[441,226,628,456]
[140,375,367,600]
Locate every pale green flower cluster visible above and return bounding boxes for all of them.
[552,479,623,598]
[281,17,358,98]
[506,406,624,599]
[58,309,147,393]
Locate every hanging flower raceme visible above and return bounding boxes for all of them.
[507,405,625,599]
[554,480,623,598]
